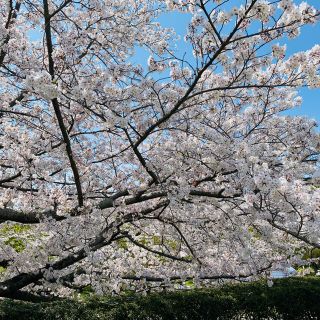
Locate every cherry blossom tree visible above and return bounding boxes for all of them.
[0,0,319,301]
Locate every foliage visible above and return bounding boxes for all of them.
[0,224,32,235]
[1,278,320,320]
[3,237,26,253]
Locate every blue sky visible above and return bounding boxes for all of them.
[149,0,320,124]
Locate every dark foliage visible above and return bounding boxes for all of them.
[1,277,320,320]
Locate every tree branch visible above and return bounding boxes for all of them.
[43,0,84,207]
[49,0,73,18]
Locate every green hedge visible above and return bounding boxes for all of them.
[1,277,320,320]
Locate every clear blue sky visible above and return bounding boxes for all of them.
[149,0,320,124]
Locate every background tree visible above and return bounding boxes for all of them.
[0,0,319,300]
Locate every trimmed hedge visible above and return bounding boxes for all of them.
[1,277,320,320]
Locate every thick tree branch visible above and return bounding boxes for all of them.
[43,0,84,207]
[0,201,169,297]
[0,187,238,223]
[0,208,61,224]
[0,1,21,68]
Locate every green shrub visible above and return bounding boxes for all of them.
[1,277,320,320]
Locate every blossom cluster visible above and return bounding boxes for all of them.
[0,0,319,299]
